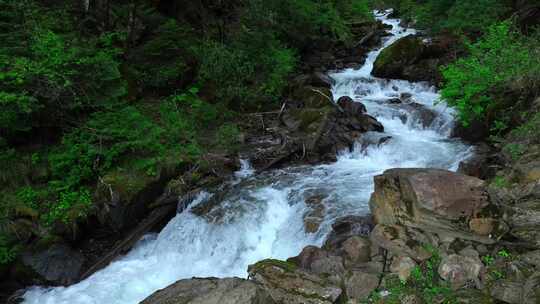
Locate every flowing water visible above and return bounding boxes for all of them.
[23,10,474,304]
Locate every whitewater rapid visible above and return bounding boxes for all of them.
[23,10,473,304]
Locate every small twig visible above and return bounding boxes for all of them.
[310,88,333,102]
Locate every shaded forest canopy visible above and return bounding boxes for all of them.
[0,0,374,266]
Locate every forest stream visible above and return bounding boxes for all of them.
[22,10,474,304]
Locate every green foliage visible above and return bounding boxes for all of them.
[491,176,510,188]
[0,234,17,265]
[444,0,510,34]
[216,123,241,151]
[1,24,126,135]
[366,245,456,304]
[44,188,92,225]
[503,143,525,161]
[482,254,495,266]
[197,35,296,109]
[49,106,164,191]
[378,0,509,34]
[510,112,540,144]
[441,21,540,127]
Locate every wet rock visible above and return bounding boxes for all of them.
[372,35,425,80]
[387,98,402,104]
[140,277,274,304]
[438,254,483,289]
[303,195,327,233]
[358,134,393,153]
[289,246,326,270]
[248,259,342,304]
[400,92,413,103]
[337,96,367,116]
[323,215,374,252]
[390,256,417,281]
[458,145,498,180]
[288,246,345,278]
[451,119,489,143]
[344,271,379,301]
[15,240,85,286]
[369,168,499,244]
[388,102,437,128]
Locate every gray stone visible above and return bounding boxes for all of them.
[344,271,379,301]
[248,259,342,304]
[438,254,483,289]
[390,256,417,281]
[490,280,523,304]
[140,277,274,304]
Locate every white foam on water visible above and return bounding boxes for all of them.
[23,10,473,304]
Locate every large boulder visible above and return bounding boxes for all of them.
[372,35,460,84]
[336,96,367,116]
[12,239,85,286]
[280,92,383,164]
[373,35,425,80]
[369,168,503,243]
[248,259,342,304]
[140,277,274,304]
[323,215,374,252]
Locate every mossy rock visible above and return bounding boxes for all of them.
[248,259,299,274]
[292,86,334,109]
[98,168,155,205]
[95,160,186,231]
[372,35,425,79]
[284,106,334,135]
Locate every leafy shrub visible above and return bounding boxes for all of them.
[0,30,126,135]
[197,34,296,109]
[44,188,92,225]
[216,123,241,151]
[49,106,164,191]
[367,245,455,303]
[510,112,540,144]
[444,0,510,34]
[381,0,509,34]
[441,21,540,127]
[0,234,17,265]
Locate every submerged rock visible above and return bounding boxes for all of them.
[140,277,274,304]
